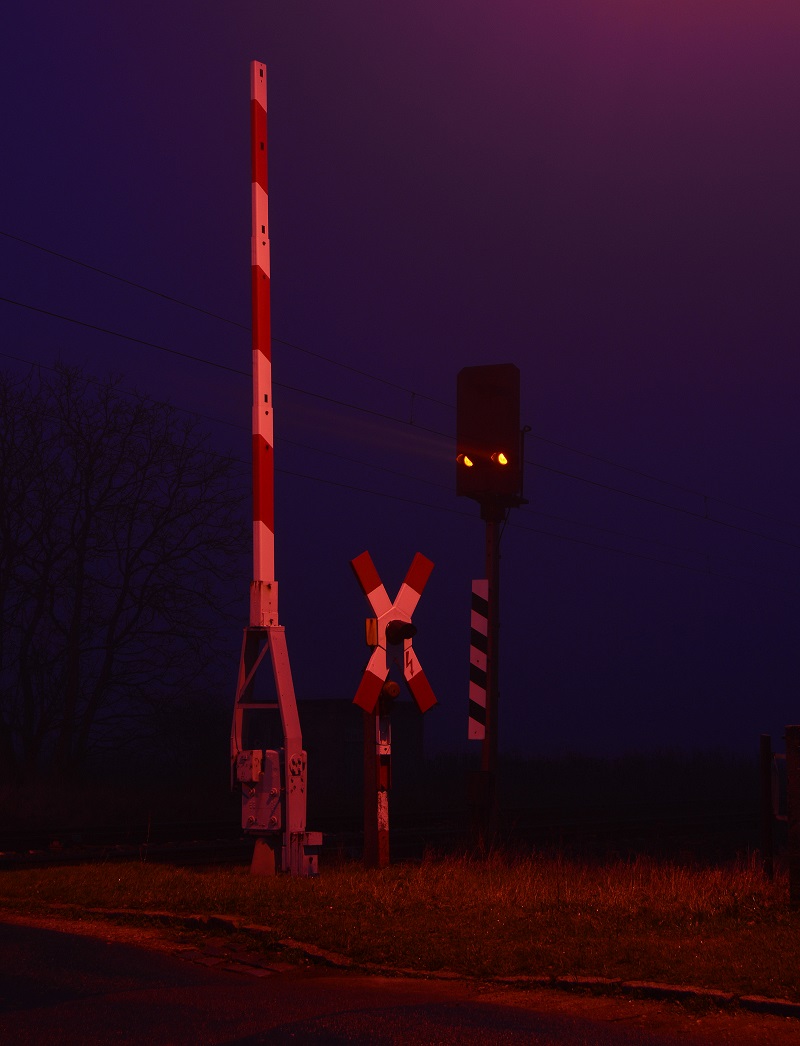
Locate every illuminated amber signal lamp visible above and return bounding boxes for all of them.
[491,451,509,465]
[457,452,474,468]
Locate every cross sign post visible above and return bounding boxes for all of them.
[351,551,436,866]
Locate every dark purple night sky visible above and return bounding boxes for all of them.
[2,1,800,757]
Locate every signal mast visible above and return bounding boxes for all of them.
[456,363,527,839]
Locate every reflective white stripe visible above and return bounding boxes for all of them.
[251,183,270,276]
[393,580,423,620]
[252,354,273,445]
[253,521,275,585]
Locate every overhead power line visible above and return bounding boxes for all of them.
[0,295,449,435]
[0,229,251,331]
[5,236,800,558]
[0,229,449,407]
[273,467,800,596]
[529,458,800,554]
[0,296,248,376]
[5,291,800,564]
[5,287,800,561]
[3,348,799,597]
[4,228,800,533]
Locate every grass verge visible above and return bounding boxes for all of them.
[0,852,797,1002]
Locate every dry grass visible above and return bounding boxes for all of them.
[0,852,797,1001]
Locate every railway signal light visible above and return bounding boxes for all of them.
[456,363,524,505]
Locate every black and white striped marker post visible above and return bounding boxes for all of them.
[468,580,489,740]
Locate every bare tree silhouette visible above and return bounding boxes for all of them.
[0,365,247,783]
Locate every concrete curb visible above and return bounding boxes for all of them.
[12,904,800,1022]
[502,974,800,1021]
[124,908,800,1021]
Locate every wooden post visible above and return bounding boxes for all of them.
[363,707,391,868]
[760,734,774,881]
[479,504,502,844]
[786,725,800,909]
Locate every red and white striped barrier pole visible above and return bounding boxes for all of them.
[250,60,277,628]
[231,63,321,876]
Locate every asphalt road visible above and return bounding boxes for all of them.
[0,918,796,1045]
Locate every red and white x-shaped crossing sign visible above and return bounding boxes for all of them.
[351,551,437,715]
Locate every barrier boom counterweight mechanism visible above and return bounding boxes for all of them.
[230,62,320,877]
[456,363,527,840]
